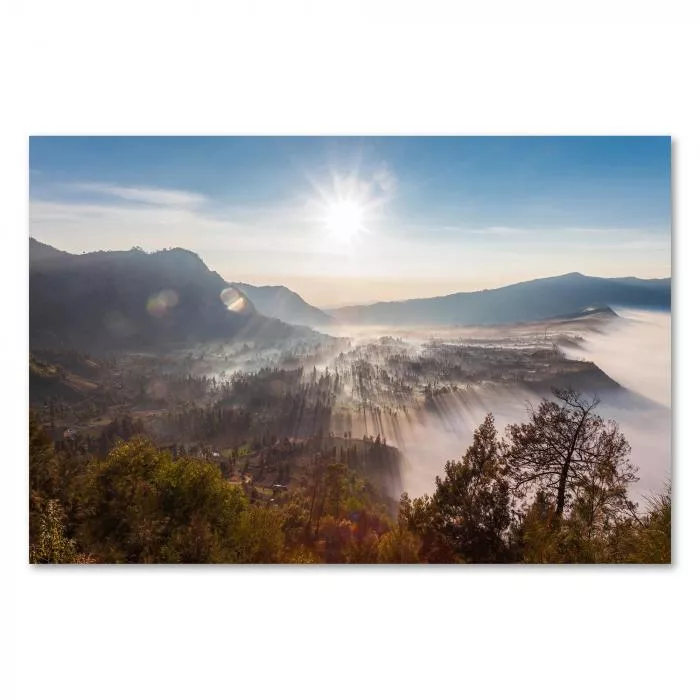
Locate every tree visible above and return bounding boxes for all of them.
[29,412,60,515]
[325,463,348,519]
[377,525,421,563]
[155,452,249,563]
[235,506,285,563]
[82,437,168,562]
[513,490,559,563]
[30,500,79,564]
[609,483,671,564]
[506,389,638,520]
[378,495,421,563]
[79,437,251,563]
[430,414,512,563]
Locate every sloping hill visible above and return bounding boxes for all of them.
[232,282,333,328]
[29,239,313,352]
[330,272,671,327]
[27,238,73,265]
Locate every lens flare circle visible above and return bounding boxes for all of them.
[220,287,248,313]
[146,289,179,317]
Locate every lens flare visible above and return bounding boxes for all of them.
[220,287,248,313]
[146,289,179,317]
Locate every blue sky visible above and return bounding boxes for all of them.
[29,136,671,306]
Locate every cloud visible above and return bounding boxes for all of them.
[477,225,668,239]
[28,175,670,301]
[410,223,669,244]
[28,196,314,259]
[70,182,208,208]
[372,163,398,196]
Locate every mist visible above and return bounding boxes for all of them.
[573,308,672,501]
[576,308,671,408]
[351,309,672,505]
[388,384,544,497]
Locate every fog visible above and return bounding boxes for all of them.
[389,384,546,497]
[349,309,672,505]
[575,308,671,408]
[572,308,672,502]
[189,308,671,507]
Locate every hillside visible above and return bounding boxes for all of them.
[29,239,316,352]
[330,272,671,326]
[29,353,100,402]
[232,282,332,328]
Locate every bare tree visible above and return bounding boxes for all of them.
[505,388,638,519]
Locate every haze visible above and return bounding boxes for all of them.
[28,136,673,521]
[29,136,671,307]
[334,310,671,505]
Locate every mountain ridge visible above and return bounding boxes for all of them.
[231,281,332,328]
[29,238,318,352]
[30,239,670,333]
[329,271,670,309]
[329,272,670,326]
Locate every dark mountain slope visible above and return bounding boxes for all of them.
[231,282,333,328]
[29,239,312,352]
[331,272,671,326]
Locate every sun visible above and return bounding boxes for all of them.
[323,199,366,240]
[307,170,391,244]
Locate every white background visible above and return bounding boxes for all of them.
[1,2,698,699]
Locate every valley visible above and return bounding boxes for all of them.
[30,295,670,507]
[27,237,672,565]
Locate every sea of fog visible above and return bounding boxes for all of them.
[395,308,671,504]
[574,308,671,501]
[585,308,671,407]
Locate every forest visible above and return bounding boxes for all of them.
[29,387,670,564]
[28,241,671,564]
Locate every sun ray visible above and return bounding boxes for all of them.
[304,167,395,250]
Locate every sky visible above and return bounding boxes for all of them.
[29,136,671,307]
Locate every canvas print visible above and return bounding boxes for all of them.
[28,136,671,564]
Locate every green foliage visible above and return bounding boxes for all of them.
[285,546,322,564]
[397,493,456,563]
[511,483,671,564]
[80,437,270,563]
[430,414,512,562]
[609,485,671,564]
[387,417,513,564]
[30,500,79,564]
[27,388,671,564]
[506,389,637,519]
[29,411,60,507]
[29,420,396,564]
[235,506,285,563]
[377,525,421,563]
[346,530,381,563]
[82,438,168,562]
[155,454,249,563]
[30,411,92,554]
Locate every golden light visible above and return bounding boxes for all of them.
[220,287,249,313]
[323,199,366,240]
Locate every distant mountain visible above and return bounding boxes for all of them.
[231,282,332,328]
[330,272,671,327]
[29,239,314,352]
